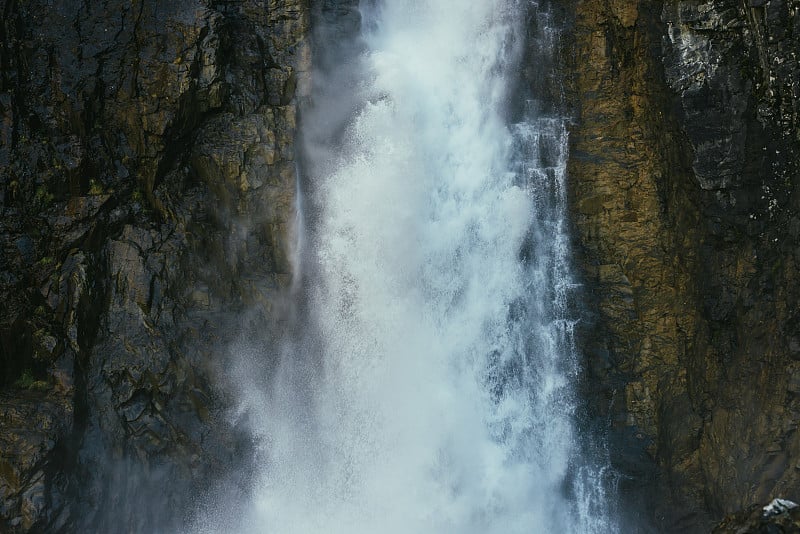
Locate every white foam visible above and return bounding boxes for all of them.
[763,498,798,517]
[210,1,615,533]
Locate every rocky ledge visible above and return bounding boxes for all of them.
[713,499,800,533]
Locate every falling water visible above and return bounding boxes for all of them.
[205,1,616,532]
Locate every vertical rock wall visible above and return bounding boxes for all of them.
[567,0,800,530]
[0,0,309,531]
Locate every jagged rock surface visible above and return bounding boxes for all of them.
[567,0,800,531]
[713,499,800,533]
[0,0,308,531]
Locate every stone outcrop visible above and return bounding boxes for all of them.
[567,0,800,531]
[0,0,308,530]
[713,498,800,533]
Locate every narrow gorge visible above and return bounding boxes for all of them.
[0,1,798,533]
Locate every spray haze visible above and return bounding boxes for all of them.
[203,1,617,532]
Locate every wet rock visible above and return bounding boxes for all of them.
[567,0,800,530]
[0,0,308,530]
[714,499,800,533]
[0,391,73,531]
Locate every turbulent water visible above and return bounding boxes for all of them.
[205,1,615,532]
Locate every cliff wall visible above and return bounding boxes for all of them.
[0,0,308,530]
[567,0,800,530]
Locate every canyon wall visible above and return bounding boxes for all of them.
[567,0,800,530]
[0,0,307,530]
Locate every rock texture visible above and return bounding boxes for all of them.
[567,0,800,531]
[714,499,800,533]
[0,0,308,530]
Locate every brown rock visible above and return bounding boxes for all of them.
[567,0,800,530]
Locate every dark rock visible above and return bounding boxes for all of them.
[714,500,800,533]
[0,0,309,531]
[567,0,800,530]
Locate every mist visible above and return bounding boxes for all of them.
[193,1,617,532]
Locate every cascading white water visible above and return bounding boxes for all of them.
[203,1,616,533]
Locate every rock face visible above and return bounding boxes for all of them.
[713,499,800,533]
[0,0,308,530]
[567,0,800,530]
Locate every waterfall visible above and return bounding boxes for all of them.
[202,1,616,532]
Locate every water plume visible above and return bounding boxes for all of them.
[202,1,617,532]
